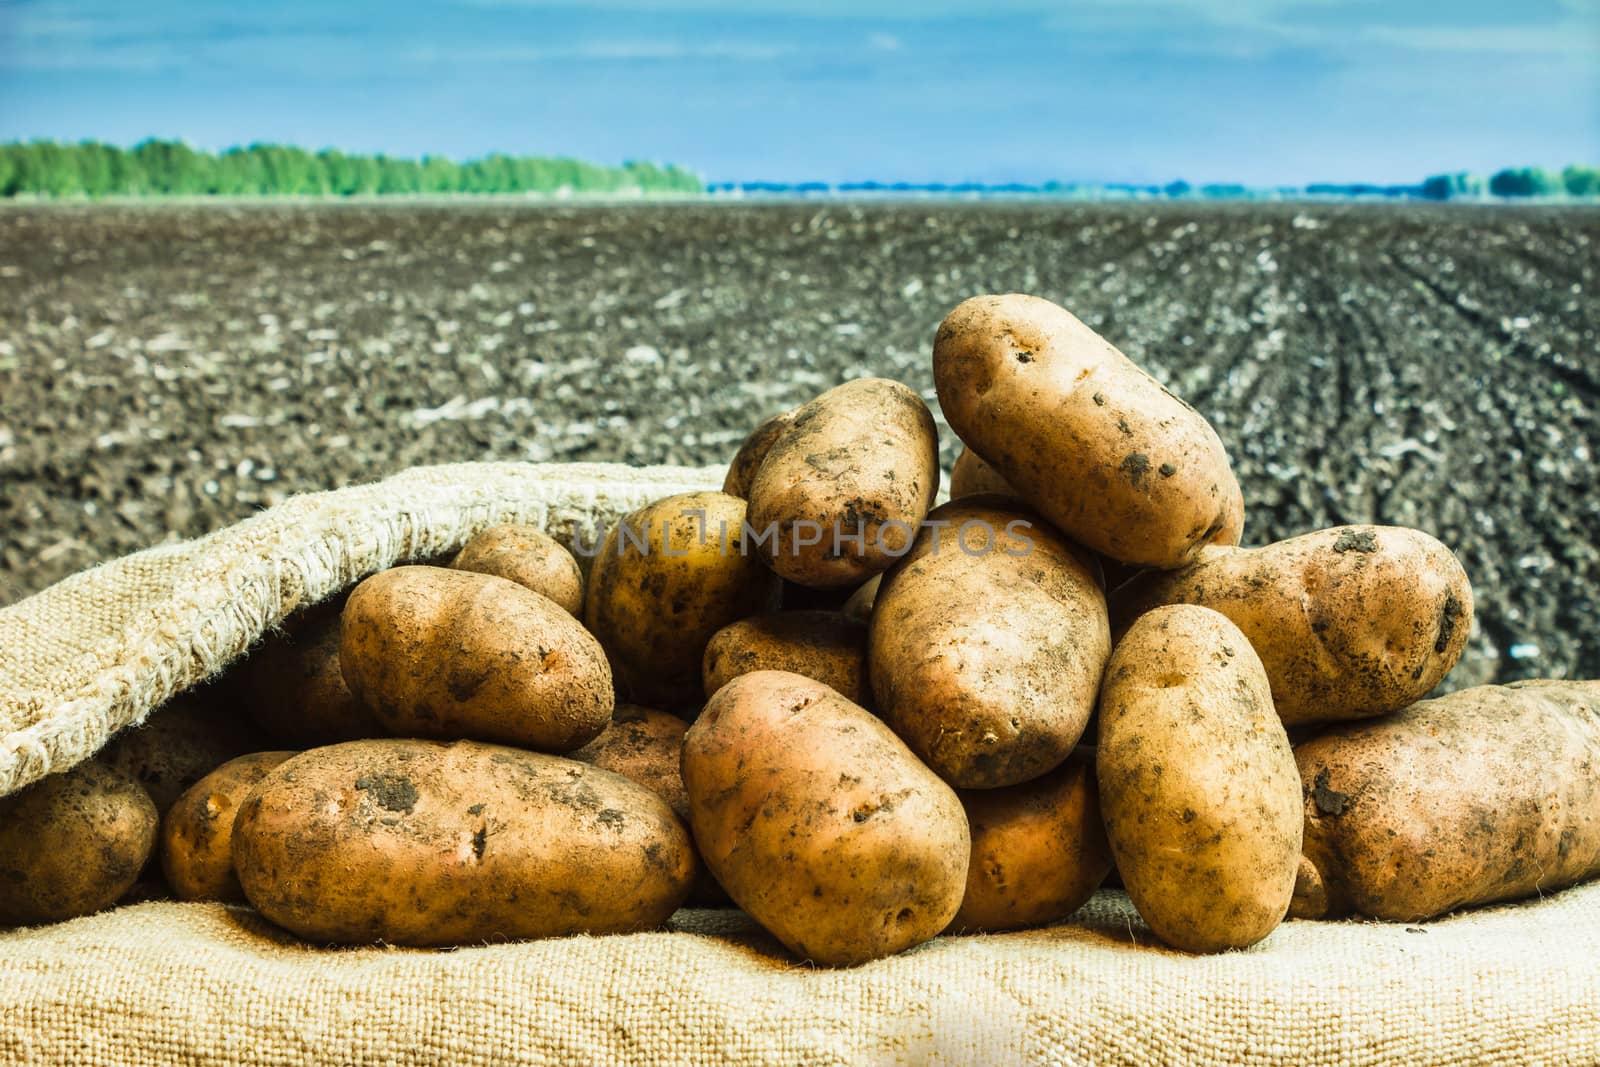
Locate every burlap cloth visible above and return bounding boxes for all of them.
[2,462,1596,1066]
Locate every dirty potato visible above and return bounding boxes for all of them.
[585,491,781,710]
[949,446,1017,499]
[449,524,586,617]
[722,407,799,499]
[747,378,939,589]
[243,598,386,746]
[1292,679,1600,922]
[568,704,691,821]
[870,497,1109,789]
[341,566,612,751]
[160,750,297,902]
[1111,525,1473,725]
[232,739,696,946]
[702,610,869,705]
[1098,605,1301,953]
[102,688,271,817]
[682,671,969,965]
[933,294,1243,569]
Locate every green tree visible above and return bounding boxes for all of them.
[1489,167,1559,198]
[1561,165,1600,198]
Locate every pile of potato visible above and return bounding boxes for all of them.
[4,293,1598,963]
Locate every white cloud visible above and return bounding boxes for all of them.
[867,32,903,51]
[406,39,793,66]
[1362,25,1600,56]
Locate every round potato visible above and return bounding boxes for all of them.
[1097,605,1301,953]
[747,378,939,589]
[722,407,798,499]
[682,671,969,965]
[585,491,781,710]
[950,748,1112,933]
[102,688,271,817]
[702,610,869,705]
[1110,525,1473,725]
[450,524,585,617]
[232,739,696,946]
[0,760,158,925]
[933,294,1243,569]
[341,566,612,751]
[950,446,1017,499]
[870,496,1110,789]
[243,598,386,747]
[160,750,297,902]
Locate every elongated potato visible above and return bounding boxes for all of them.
[870,497,1109,788]
[243,598,386,746]
[950,748,1112,932]
[683,671,969,965]
[232,739,696,946]
[747,378,939,588]
[450,524,585,617]
[934,294,1242,569]
[341,566,612,751]
[586,492,781,710]
[722,407,798,499]
[950,446,1017,499]
[160,750,297,902]
[702,610,869,705]
[1098,605,1301,953]
[1292,680,1600,922]
[1111,525,1473,725]
[0,760,158,925]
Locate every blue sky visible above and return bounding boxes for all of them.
[1,0,1596,184]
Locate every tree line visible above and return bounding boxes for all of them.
[0,140,703,198]
[1419,166,1599,200]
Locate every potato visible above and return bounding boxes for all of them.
[933,294,1243,569]
[159,750,297,902]
[1097,605,1301,953]
[949,446,1017,499]
[102,689,271,817]
[232,739,696,946]
[341,566,612,751]
[702,610,869,705]
[747,378,939,589]
[841,574,881,623]
[870,497,1109,788]
[682,671,969,965]
[0,760,157,925]
[722,407,798,499]
[1110,525,1473,725]
[950,748,1112,933]
[585,491,781,710]
[449,524,585,617]
[243,598,386,746]
[1292,680,1600,922]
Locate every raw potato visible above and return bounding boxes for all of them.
[841,574,881,623]
[243,598,386,746]
[933,294,1243,569]
[1292,679,1600,922]
[449,524,585,617]
[702,610,869,705]
[951,748,1112,932]
[341,566,612,751]
[682,671,969,965]
[160,750,297,902]
[950,446,1017,499]
[103,689,271,817]
[747,378,939,589]
[585,492,781,709]
[722,407,798,499]
[232,739,696,946]
[1097,605,1301,953]
[1111,525,1473,725]
[568,705,691,821]
[0,760,158,925]
[870,497,1110,788]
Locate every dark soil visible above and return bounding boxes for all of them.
[1,201,1595,689]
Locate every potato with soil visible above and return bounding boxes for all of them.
[1111,525,1473,725]
[160,750,297,902]
[450,524,585,617]
[1292,679,1600,922]
[568,705,691,821]
[0,760,158,925]
[103,689,271,817]
[683,671,969,965]
[722,407,798,499]
[870,496,1109,789]
[933,294,1243,569]
[702,610,869,705]
[243,598,386,746]
[950,748,1112,932]
[232,738,696,946]
[950,446,1017,500]
[585,491,781,710]
[1098,605,1301,953]
[341,566,612,751]
[747,378,939,589]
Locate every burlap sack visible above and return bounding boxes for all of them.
[2,461,1597,1066]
